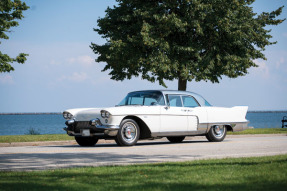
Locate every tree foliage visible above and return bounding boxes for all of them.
[0,0,29,73]
[91,0,285,90]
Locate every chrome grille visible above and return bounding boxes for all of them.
[73,121,92,133]
[75,121,91,128]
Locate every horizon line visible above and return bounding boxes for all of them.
[1,110,287,115]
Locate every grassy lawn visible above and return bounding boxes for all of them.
[0,154,286,191]
[0,134,73,143]
[228,128,287,135]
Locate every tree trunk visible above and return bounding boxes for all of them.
[178,77,187,91]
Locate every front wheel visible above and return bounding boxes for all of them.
[206,125,227,142]
[75,136,98,146]
[115,119,140,146]
[167,136,185,143]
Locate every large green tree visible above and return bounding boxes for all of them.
[0,0,29,73]
[91,0,285,90]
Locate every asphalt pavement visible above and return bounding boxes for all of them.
[0,135,286,171]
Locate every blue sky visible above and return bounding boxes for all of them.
[0,0,286,112]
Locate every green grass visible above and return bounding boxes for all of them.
[228,128,287,135]
[0,134,73,143]
[0,154,287,191]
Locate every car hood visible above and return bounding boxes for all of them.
[64,105,162,121]
[64,108,102,121]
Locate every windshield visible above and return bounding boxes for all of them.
[118,91,165,106]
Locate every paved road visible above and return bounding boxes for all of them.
[0,135,287,171]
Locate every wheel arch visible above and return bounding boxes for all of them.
[207,124,233,132]
[224,125,233,132]
[122,115,152,139]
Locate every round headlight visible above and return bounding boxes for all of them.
[105,111,110,118]
[101,110,105,118]
[67,113,73,119]
[63,112,68,119]
[63,112,73,119]
[101,110,110,118]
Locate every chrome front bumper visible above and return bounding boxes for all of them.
[64,118,119,137]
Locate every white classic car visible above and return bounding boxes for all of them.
[63,90,249,146]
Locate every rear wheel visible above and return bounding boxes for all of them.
[75,136,98,146]
[167,136,185,143]
[206,125,227,142]
[115,119,140,146]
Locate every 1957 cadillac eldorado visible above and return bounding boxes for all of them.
[63,90,249,146]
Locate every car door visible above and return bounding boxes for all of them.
[181,95,200,131]
[160,94,188,132]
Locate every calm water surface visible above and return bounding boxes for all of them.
[0,114,64,136]
[0,112,286,136]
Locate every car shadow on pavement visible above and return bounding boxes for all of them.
[46,139,210,148]
[0,149,203,171]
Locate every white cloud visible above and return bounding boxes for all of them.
[67,55,95,67]
[67,58,76,64]
[50,60,62,65]
[71,72,88,82]
[276,57,285,69]
[78,55,94,65]
[0,74,14,84]
[252,60,270,79]
[59,72,88,83]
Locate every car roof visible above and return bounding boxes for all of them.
[131,90,199,96]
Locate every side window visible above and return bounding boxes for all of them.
[182,96,199,107]
[128,97,143,105]
[144,97,158,106]
[167,95,183,107]
[157,96,165,105]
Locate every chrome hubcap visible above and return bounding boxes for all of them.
[212,125,225,138]
[121,122,137,143]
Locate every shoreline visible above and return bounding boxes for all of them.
[0,112,61,115]
[1,111,287,115]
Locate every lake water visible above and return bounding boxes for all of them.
[0,112,286,136]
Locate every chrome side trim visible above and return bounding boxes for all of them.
[150,121,249,137]
[229,121,249,132]
[151,130,207,137]
[96,125,120,130]
[198,123,208,132]
[203,121,249,132]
